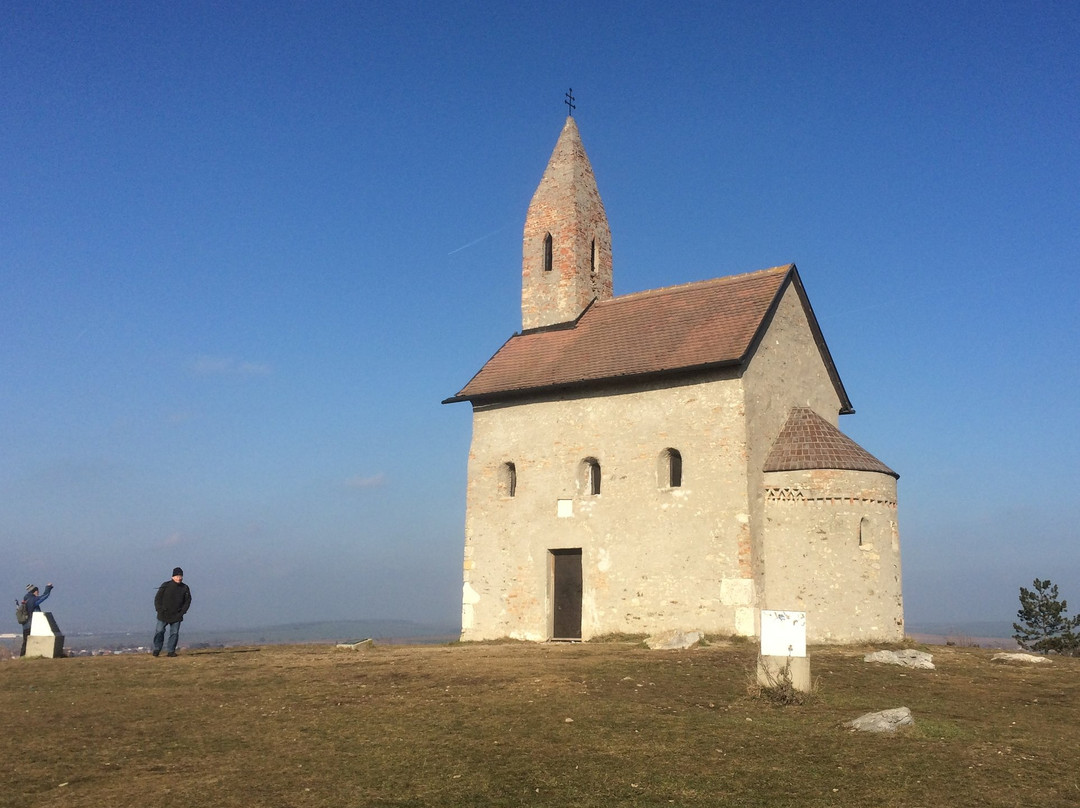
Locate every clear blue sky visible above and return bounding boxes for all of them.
[3,1,1077,633]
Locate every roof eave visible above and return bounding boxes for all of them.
[443,359,745,407]
[764,462,899,480]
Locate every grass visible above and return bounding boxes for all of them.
[2,640,1079,807]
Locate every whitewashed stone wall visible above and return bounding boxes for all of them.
[743,282,903,642]
[461,369,756,641]
[742,283,848,592]
[762,468,903,642]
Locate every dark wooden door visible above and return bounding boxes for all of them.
[551,549,582,640]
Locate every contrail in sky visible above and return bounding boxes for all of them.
[448,227,505,256]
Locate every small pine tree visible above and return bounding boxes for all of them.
[1012,579,1080,655]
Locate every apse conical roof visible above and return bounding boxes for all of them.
[764,407,897,478]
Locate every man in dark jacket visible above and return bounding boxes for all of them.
[19,583,53,657]
[152,567,192,657]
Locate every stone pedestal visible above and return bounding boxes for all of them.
[756,654,811,692]
[757,609,810,692]
[25,611,65,659]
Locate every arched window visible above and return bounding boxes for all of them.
[543,233,553,272]
[499,462,517,498]
[659,448,682,488]
[580,457,601,496]
[858,517,870,547]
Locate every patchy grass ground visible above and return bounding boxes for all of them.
[2,640,1078,807]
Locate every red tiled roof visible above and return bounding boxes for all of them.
[764,407,897,478]
[449,265,809,402]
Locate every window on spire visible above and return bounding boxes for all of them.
[590,238,597,274]
[543,233,553,272]
[499,462,517,498]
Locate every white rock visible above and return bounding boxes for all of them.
[991,652,1051,665]
[864,649,935,669]
[844,707,914,733]
[644,629,703,650]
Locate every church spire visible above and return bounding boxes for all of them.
[521,116,613,330]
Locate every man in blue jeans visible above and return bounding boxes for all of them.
[152,567,191,657]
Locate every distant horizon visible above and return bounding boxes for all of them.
[7,614,1020,641]
[2,615,1025,657]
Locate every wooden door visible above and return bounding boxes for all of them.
[551,549,582,640]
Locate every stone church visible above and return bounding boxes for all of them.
[445,116,903,644]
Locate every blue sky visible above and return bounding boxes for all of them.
[3,1,1078,634]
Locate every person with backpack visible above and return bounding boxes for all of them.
[152,567,191,657]
[17,583,53,657]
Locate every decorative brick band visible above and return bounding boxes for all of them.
[764,487,896,508]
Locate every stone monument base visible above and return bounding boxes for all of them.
[25,611,65,659]
[757,654,811,692]
[25,634,65,658]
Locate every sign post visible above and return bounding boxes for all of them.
[757,609,810,692]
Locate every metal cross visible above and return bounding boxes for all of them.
[564,88,575,116]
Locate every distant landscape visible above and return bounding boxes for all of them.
[4,617,1021,656]
[906,620,1020,650]
[2,619,459,656]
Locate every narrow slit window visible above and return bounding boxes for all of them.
[669,449,682,487]
[590,238,597,274]
[581,458,601,496]
[500,462,517,498]
[659,448,682,488]
[543,233,553,272]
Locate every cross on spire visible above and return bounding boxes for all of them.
[564,88,575,117]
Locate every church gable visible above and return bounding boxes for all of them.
[746,269,853,416]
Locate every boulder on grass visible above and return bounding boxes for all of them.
[864,649,935,669]
[844,707,914,733]
[991,652,1050,665]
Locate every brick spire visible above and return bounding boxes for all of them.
[521,116,613,330]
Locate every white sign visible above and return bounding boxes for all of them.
[760,609,806,657]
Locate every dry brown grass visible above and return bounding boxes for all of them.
[2,640,1079,807]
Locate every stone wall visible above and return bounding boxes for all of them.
[461,370,755,641]
[762,468,903,642]
[741,280,848,602]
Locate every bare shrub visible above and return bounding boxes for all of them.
[747,657,810,706]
